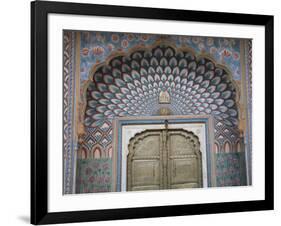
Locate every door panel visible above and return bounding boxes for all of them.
[127,131,162,191]
[132,160,160,187]
[168,130,202,189]
[169,133,194,155]
[170,158,199,185]
[133,134,160,157]
[127,129,202,191]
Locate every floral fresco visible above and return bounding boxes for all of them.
[216,152,247,186]
[76,159,112,193]
[80,32,242,82]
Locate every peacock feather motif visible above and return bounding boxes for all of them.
[84,44,239,128]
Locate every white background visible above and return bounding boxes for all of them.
[0,0,279,225]
[48,13,265,212]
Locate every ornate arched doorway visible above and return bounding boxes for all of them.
[127,128,202,191]
[75,42,246,193]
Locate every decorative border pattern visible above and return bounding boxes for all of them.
[63,31,76,194]
[245,40,253,184]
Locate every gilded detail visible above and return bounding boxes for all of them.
[159,90,171,104]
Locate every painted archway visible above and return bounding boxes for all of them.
[76,42,246,192]
[83,43,240,129]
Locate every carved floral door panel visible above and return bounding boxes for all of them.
[127,129,202,191]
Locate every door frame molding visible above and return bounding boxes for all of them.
[112,115,216,192]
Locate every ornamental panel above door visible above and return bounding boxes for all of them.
[127,129,202,191]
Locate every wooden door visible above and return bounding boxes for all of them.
[127,129,202,191]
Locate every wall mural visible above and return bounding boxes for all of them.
[63,30,252,194]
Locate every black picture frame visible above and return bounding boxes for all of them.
[31,0,274,224]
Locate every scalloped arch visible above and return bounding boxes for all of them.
[128,129,201,158]
[83,42,240,128]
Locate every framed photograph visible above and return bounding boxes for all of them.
[31,0,274,224]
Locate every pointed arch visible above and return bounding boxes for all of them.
[224,141,231,153]
[78,147,87,159]
[92,146,102,159]
[107,146,113,158]
[236,141,241,152]
[214,142,220,153]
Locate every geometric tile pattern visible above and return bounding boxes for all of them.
[214,118,240,146]
[82,120,113,151]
